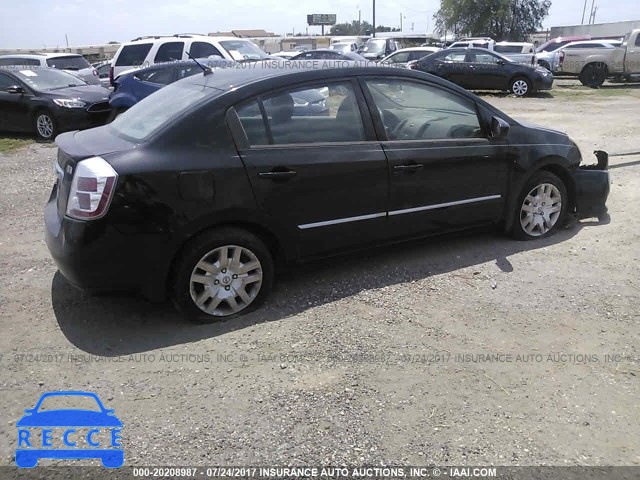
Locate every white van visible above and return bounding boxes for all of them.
[109,34,269,83]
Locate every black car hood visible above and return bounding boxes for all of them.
[45,85,111,103]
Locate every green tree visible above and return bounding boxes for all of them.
[434,0,551,41]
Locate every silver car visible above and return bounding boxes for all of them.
[0,53,99,85]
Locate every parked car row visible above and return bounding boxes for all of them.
[0,53,100,85]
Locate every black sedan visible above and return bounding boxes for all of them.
[409,48,553,96]
[0,67,111,140]
[45,62,608,322]
[290,49,367,62]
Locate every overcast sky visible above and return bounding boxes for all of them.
[1,0,640,48]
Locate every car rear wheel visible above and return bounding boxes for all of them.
[580,64,607,88]
[512,171,568,240]
[34,110,58,141]
[510,77,531,97]
[171,228,274,323]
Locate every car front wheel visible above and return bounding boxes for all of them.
[512,171,568,240]
[510,77,531,97]
[34,110,58,141]
[172,228,274,322]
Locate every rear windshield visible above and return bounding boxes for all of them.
[46,55,91,70]
[109,79,213,141]
[115,44,153,66]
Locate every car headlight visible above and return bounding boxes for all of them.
[53,98,86,108]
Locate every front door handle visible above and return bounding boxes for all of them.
[393,163,424,173]
[258,169,297,180]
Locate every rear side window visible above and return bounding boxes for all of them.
[189,42,222,58]
[236,82,366,146]
[116,44,153,66]
[47,55,90,70]
[155,42,184,62]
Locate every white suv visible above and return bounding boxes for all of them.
[109,34,269,83]
[0,53,99,84]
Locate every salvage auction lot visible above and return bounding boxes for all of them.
[0,79,638,466]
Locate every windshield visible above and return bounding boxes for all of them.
[110,79,213,141]
[363,40,386,53]
[14,68,86,90]
[46,55,91,70]
[219,40,268,60]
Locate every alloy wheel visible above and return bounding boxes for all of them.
[189,245,263,317]
[36,114,54,138]
[519,183,562,236]
[512,80,529,96]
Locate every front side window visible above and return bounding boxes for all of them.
[364,79,482,140]
[154,42,184,62]
[0,72,16,90]
[190,42,222,58]
[236,82,366,146]
[469,51,501,64]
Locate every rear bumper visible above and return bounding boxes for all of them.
[572,150,610,219]
[44,185,169,301]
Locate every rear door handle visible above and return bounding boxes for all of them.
[393,163,424,172]
[258,169,297,180]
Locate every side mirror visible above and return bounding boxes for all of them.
[497,59,506,66]
[491,116,510,139]
[6,85,24,94]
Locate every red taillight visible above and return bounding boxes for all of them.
[66,157,118,220]
[109,66,114,86]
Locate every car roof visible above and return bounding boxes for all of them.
[125,34,240,46]
[395,47,439,51]
[0,53,83,59]
[495,41,533,46]
[563,40,613,46]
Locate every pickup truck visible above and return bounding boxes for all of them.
[557,29,640,87]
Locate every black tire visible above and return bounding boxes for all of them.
[509,76,531,97]
[580,64,607,88]
[33,110,58,141]
[511,171,568,240]
[171,227,274,323]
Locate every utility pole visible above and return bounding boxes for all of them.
[589,0,595,24]
[372,0,376,37]
[400,13,403,32]
[591,6,598,24]
[581,0,588,24]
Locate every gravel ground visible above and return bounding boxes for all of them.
[0,79,639,468]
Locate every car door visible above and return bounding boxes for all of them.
[0,72,32,132]
[463,50,510,90]
[432,51,469,86]
[361,76,510,237]
[230,79,389,258]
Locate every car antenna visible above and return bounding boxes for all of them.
[185,51,213,75]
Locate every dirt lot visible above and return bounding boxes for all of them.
[0,79,639,468]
